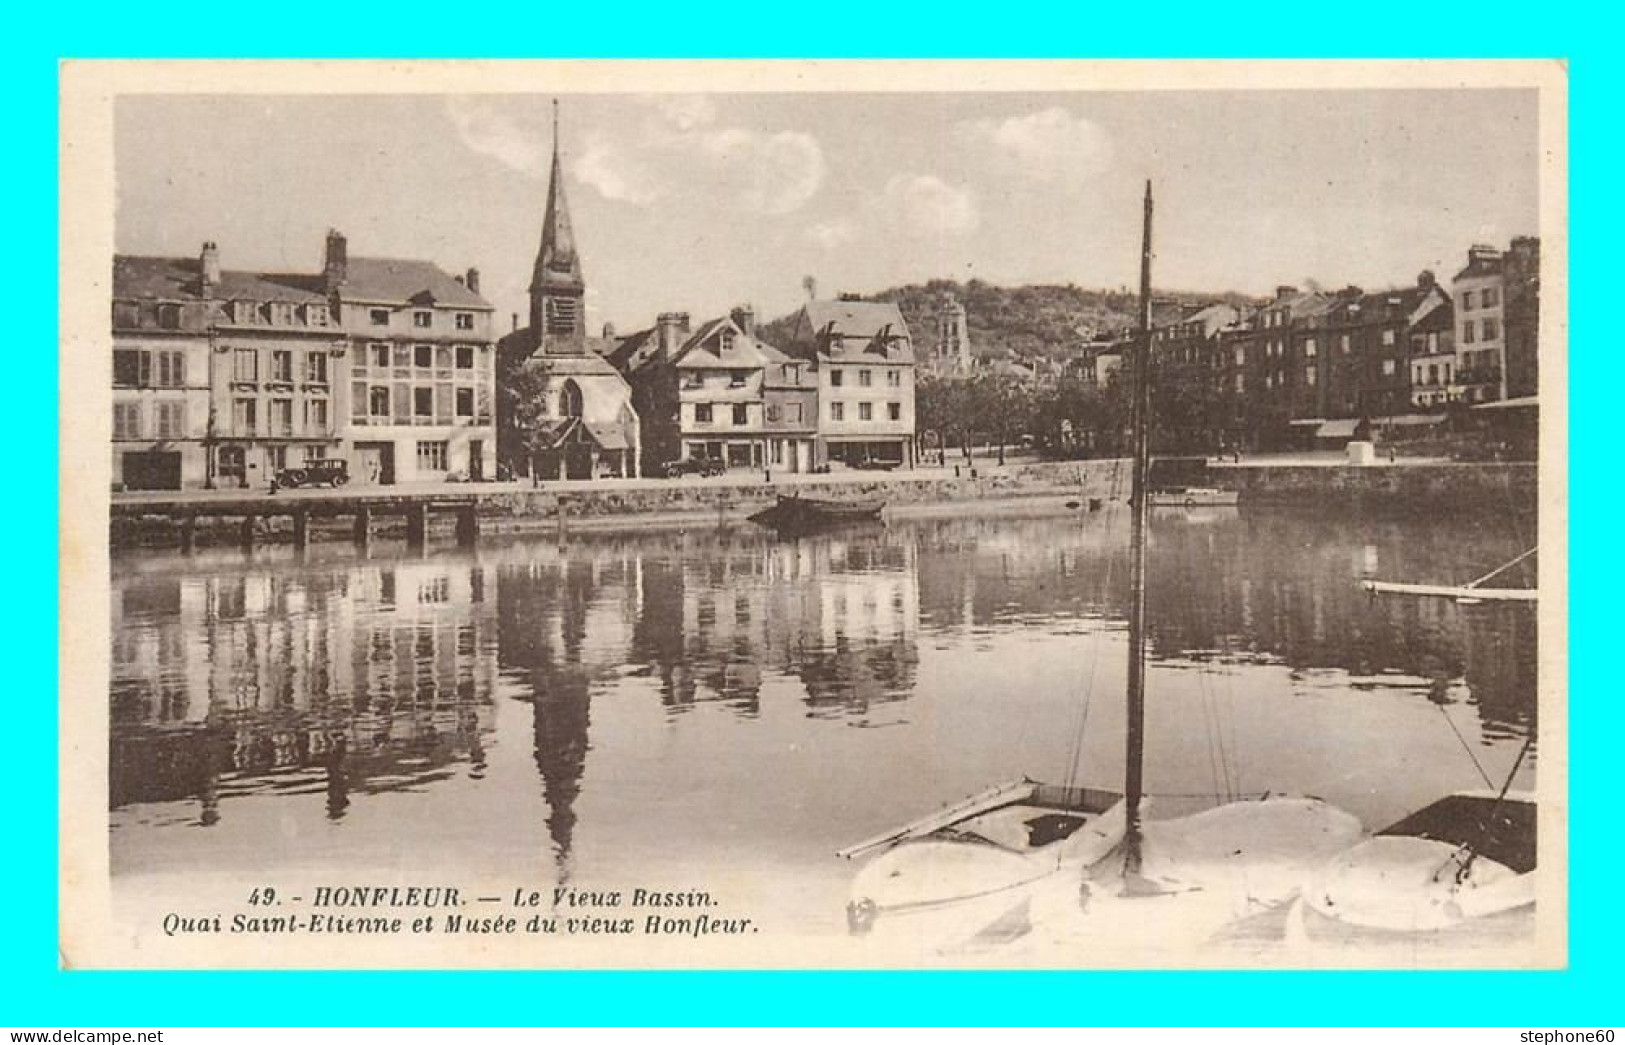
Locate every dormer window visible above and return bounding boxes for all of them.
[307,303,331,327]
[719,329,735,352]
[234,300,259,325]
[270,302,295,325]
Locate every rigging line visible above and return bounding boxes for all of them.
[1464,546,1538,590]
[1453,732,1537,884]
[1066,517,1118,789]
[1436,699,1496,790]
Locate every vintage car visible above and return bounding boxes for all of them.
[664,456,727,479]
[273,458,351,489]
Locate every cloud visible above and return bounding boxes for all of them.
[649,94,717,131]
[570,98,825,216]
[959,107,1113,183]
[882,174,980,235]
[698,128,825,215]
[573,132,665,206]
[805,218,858,250]
[445,97,547,178]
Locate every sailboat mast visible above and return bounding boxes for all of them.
[1123,180,1155,875]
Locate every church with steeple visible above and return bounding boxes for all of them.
[497,101,641,481]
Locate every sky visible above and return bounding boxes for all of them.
[115,89,1539,335]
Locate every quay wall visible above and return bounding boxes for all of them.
[109,459,1538,548]
[1217,462,1538,510]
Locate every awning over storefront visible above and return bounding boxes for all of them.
[1473,396,1539,412]
[1373,414,1447,427]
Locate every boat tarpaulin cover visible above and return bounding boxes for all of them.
[1316,419,1361,439]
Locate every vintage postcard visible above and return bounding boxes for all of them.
[59,59,1568,969]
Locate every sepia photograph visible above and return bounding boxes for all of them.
[58,59,1567,971]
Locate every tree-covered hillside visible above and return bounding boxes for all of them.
[760,278,1259,360]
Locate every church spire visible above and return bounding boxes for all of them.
[530,98,586,353]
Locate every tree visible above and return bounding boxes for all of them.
[499,362,559,484]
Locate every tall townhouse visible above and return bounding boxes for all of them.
[758,332,820,475]
[111,249,220,489]
[1502,236,1541,401]
[332,231,498,484]
[1452,245,1511,404]
[1247,285,1328,447]
[784,296,917,469]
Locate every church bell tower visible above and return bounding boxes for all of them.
[530,99,587,355]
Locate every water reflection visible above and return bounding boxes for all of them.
[110,508,1536,878]
[111,562,498,825]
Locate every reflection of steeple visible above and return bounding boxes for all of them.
[529,98,586,354]
[531,670,591,878]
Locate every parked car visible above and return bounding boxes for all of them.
[273,458,351,489]
[664,456,726,478]
[852,459,901,472]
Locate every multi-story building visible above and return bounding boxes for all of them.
[1502,236,1541,401]
[1452,244,1510,404]
[784,296,917,469]
[332,232,498,484]
[496,104,641,481]
[111,250,221,489]
[611,308,805,473]
[114,233,495,491]
[114,243,349,490]
[1408,284,1458,410]
[1149,302,1239,450]
[759,336,819,475]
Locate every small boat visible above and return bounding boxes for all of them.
[1298,788,1536,938]
[1148,486,1239,508]
[1363,547,1537,604]
[748,494,884,532]
[838,780,1126,942]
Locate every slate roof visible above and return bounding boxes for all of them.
[113,254,492,310]
[796,299,915,364]
[340,257,492,309]
[603,326,660,373]
[674,317,775,370]
[758,341,818,389]
[114,255,325,302]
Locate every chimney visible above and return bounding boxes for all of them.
[323,229,348,292]
[730,304,757,338]
[511,312,519,333]
[602,322,616,339]
[1468,244,1501,265]
[1274,285,1296,301]
[199,241,220,297]
[1417,269,1435,289]
[802,275,818,302]
[465,267,481,295]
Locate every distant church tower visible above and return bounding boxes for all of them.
[936,294,970,371]
[530,100,587,355]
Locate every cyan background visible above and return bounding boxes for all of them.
[12,5,1610,1025]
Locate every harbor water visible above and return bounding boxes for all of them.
[107,503,1540,960]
